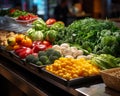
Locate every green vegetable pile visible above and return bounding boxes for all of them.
[54,18,120,57]
[91,54,120,69]
[9,9,28,17]
[27,19,64,43]
[25,48,61,66]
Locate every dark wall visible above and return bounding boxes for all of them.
[112,0,120,3]
[82,0,94,15]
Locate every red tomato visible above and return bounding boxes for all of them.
[46,18,56,25]
[17,14,38,20]
[10,9,16,14]
[42,40,51,47]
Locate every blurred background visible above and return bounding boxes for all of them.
[0,0,120,24]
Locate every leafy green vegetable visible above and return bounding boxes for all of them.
[32,18,46,26]
[50,21,65,31]
[27,28,44,41]
[44,30,57,42]
[32,18,48,30]
[91,54,120,69]
[54,18,120,57]
[9,10,28,17]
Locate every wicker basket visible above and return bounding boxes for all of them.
[100,67,120,92]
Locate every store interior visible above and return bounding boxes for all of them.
[0,0,120,96]
[0,0,120,23]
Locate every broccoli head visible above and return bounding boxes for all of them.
[36,61,43,66]
[31,57,39,64]
[51,50,61,58]
[45,48,55,56]
[38,51,47,58]
[45,60,51,65]
[26,54,35,63]
[39,56,49,65]
[46,48,61,57]
[25,54,39,64]
[49,55,59,63]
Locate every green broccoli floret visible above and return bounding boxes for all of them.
[31,57,39,64]
[26,54,35,63]
[45,60,51,65]
[51,50,61,58]
[49,55,59,63]
[36,61,43,66]
[45,48,55,56]
[39,56,49,65]
[46,48,61,57]
[38,51,47,58]
[25,54,39,64]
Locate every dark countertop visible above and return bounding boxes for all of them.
[0,49,120,96]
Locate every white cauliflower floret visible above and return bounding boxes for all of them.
[52,45,62,53]
[60,43,70,48]
[70,47,78,51]
[72,50,83,58]
[62,48,72,56]
[77,50,84,55]
[77,55,87,59]
[52,45,61,50]
[65,55,74,58]
[86,54,93,59]
[72,51,79,58]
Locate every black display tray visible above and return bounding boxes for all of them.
[0,47,44,73]
[0,46,102,87]
[9,51,45,73]
[9,51,25,65]
[0,46,10,57]
[25,62,45,72]
[41,67,101,86]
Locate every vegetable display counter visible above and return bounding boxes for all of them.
[0,50,120,96]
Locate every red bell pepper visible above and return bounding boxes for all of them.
[15,47,32,59]
[32,44,47,53]
[32,40,52,53]
[32,40,42,48]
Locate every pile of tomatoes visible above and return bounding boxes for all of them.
[17,13,38,20]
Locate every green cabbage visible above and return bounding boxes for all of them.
[27,28,44,41]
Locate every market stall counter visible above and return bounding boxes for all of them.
[0,11,120,96]
[0,49,120,96]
